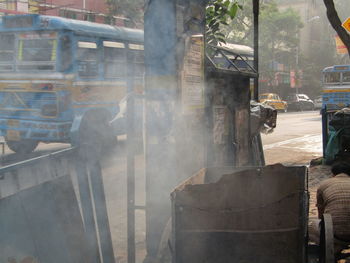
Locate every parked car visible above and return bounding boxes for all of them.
[287,93,315,111]
[259,93,288,112]
[314,95,323,109]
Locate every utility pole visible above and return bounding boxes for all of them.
[295,45,299,95]
[253,0,259,101]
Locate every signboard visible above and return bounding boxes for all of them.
[342,17,350,32]
[290,70,296,88]
[213,106,229,145]
[181,35,205,112]
[335,35,348,54]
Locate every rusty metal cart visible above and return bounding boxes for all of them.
[171,164,334,263]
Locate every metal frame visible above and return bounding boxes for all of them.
[206,44,258,78]
[319,214,335,263]
[0,147,115,263]
[321,108,330,158]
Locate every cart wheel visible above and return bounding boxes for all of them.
[319,214,334,263]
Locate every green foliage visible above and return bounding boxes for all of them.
[227,1,303,51]
[259,2,303,80]
[225,1,253,45]
[225,1,303,92]
[260,4,303,49]
[206,0,242,45]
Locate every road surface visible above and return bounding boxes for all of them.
[262,111,322,165]
[0,111,322,166]
[0,111,324,263]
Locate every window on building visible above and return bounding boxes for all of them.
[59,9,77,19]
[83,14,96,22]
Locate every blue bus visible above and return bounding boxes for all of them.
[0,14,144,153]
[322,65,350,111]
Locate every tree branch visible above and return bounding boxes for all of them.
[323,0,350,56]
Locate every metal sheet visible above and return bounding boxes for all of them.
[0,175,92,263]
[172,164,308,263]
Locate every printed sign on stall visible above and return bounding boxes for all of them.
[181,35,204,113]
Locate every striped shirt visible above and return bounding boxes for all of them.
[317,173,350,239]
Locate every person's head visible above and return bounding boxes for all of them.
[331,162,350,176]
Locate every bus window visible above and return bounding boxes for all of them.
[77,41,98,78]
[103,41,126,79]
[128,43,144,78]
[0,34,15,62]
[324,72,340,83]
[17,32,57,71]
[343,72,350,83]
[19,38,56,62]
[61,36,72,72]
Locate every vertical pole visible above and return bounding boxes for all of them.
[75,157,100,263]
[126,47,136,263]
[322,108,328,159]
[89,161,115,263]
[296,46,299,95]
[253,0,259,101]
[144,1,177,261]
[253,0,265,166]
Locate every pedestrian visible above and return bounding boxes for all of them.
[309,162,350,261]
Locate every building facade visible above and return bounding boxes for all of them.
[0,0,127,26]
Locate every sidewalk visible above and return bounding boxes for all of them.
[308,164,332,218]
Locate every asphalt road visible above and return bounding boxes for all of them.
[0,110,324,263]
[0,111,322,166]
[262,110,322,165]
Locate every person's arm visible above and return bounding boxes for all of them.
[316,188,325,219]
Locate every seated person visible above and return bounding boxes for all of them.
[310,162,350,259]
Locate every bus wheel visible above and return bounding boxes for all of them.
[5,138,39,154]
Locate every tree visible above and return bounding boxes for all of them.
[323,0,350,56]
[259,3,302,92]
[206,0,241,46]
[105,0,144,27]
[206,0,303,95]
[225,1,302,94]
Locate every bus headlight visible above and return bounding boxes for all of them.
[41,104,58,117]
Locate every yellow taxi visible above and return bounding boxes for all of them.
[259,93,288,112]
